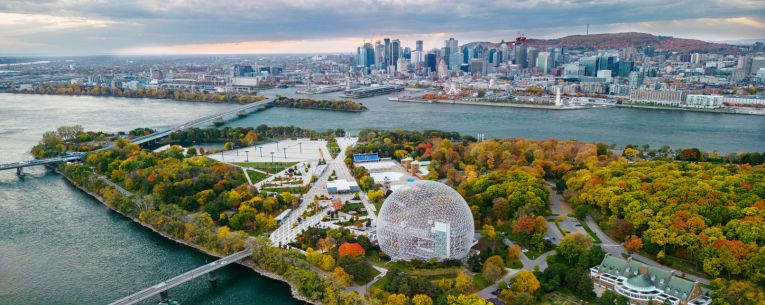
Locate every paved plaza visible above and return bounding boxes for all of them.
[207,139,330,164]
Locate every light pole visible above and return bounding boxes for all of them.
[283,147,287,159]
[299,142,302,153]
[221,151,224,161]
[258,147,263,157]
[245,150,249,162]
[270,151,275,164]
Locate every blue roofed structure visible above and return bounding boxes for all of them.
[353,153,380,163]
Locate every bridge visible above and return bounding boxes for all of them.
[0,98,273,174]
[109,248,253,305]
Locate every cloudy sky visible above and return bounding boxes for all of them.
[1,0,764,56]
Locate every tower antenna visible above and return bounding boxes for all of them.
[586,24,590,35]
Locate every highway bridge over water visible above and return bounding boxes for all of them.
[0,98,273,174]
[108,248,253,305]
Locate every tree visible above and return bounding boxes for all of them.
[447,294,490,305]
[411,294,433,305]
[492,197,510,221]
[507,244,522,262]
[330,267,352,288]
[338,242,365,257]
[510,271,540,294]
[623,148,637,158]
[624,235,643,253]
[317,236,336,253]
[224,142,234,150]
[386,294,409,305]
[455,271,473,293]
[558,232,593,262]
[711,279,765,305]
[482,255,505,282]
[533,216,548,234]
[610,219,634,242]
[482,224,497,248]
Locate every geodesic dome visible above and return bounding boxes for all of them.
[376,180,475,261]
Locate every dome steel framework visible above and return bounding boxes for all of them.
[376,180,474,261]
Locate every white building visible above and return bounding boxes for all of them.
[684,95,723,109]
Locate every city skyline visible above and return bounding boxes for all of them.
[1,0,764,56]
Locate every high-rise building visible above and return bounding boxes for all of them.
[536,52,553,74]
[375,41,384,69]
[416,40,423,52]
[616,61,634,77]
[527,47,539,69]
[469,59,488,76]
[750,57,765,75]
[426,53,437,73]
[450,51,463,71]
[514,44,528,68]
[628,71,644,89]
[390,39,401,68]
[445,38,458,56]
[563,63,584,78]
[356,43,375,73]
[383,38,391,66]
[597,55,615,72]
[581,56,598,76]
[690,53,702,64]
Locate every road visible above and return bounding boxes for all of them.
[584,216,710,285]
[476,268,521,299]
[108,249,253,305]
[544,180,711,285]
[269,137,375,246]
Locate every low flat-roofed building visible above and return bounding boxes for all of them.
[327,179,360,193]
[590,255,710,305]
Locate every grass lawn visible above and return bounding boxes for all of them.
[524,249,542,260]
[235,161,297,174]
[245,169,269,183]
[327,139,341,159]
[473,273,499,291]
[261,186,308,194]
[636,250,708,279]
[578,220,602,243]
[543,291,584,305]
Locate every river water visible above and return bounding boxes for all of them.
[0,91,764,304]
[0,94,301,305]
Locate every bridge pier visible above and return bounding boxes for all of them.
[207,271,218,285]
[16,167,22,175]
[159,290,169,303]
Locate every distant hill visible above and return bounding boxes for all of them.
[464,32,738,53]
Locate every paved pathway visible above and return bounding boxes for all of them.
[584,216,710,285]
[476,268,521,299]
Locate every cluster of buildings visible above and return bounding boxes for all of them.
[351,37,764,112]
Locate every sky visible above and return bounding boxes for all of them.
[0,0,764,56]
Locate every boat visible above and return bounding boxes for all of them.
[237,110,247,117]
[277,84,289,89]
[213,117,225,126]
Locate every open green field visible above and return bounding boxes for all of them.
[234,162,297,174]
[245,169,269,183]
[327,139,341,159]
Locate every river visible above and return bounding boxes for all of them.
[0,90,764,304]
[245,88,765,153]
[0,94,302,305]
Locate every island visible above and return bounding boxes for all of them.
[29,125,765,305]
[274,96,368,112]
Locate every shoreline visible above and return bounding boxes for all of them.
[274,105,367,112]
[50,165,316,305]
[389,97,592,110]
[2,91,263,105]
[614,103,765,116]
